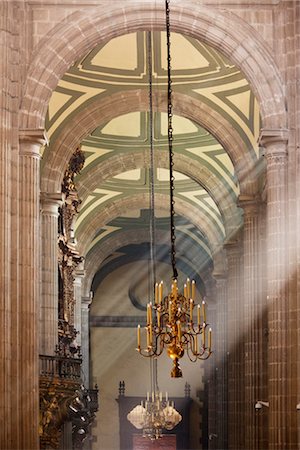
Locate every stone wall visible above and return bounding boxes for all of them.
[0,1,299,449]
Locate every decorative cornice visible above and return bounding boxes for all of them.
[41,192,64,214]
[212,271,227,281]
[19,128,46,158]
[74,268,85,279]
[258,128,289,149]
[19,128,46,145]
[237,194,261,216]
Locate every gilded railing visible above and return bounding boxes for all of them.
[39,354,82,381]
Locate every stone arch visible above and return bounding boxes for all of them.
[41,89,256,195]
[82,229,218,299]
[76,192,224,257]
[21,0,286,132]
[76,151,240,239]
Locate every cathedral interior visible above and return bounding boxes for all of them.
[1,0,299,449]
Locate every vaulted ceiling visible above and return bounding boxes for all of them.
[43,31,260,287]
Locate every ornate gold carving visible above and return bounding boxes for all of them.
[39,377,81,449]
[62,147,85,194]
[40,147,98,450]
[58,147,84,341]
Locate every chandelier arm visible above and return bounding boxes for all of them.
[165,0,177,280]
[186,345,199,363]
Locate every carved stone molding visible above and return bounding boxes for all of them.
[19,128,46,157]
[39,375,81,449]
[259,128,289,161]
[41,192,64,215]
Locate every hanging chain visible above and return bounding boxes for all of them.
[166,0,178,280]
[148,31,156,300]
[148,32,159,395]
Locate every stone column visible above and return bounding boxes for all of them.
[40,193,62,355]
[213,272,228,450]
[238,195,264,450]
[258,201,269,450]
[205,280,218,450]
[225,239,244,450]
[0,2,23,448]
[19,129,45,450]
[260,129,290,450]
[81,295,92,387]
[74,264,85,347]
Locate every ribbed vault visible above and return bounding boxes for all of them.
[39,22,269,298]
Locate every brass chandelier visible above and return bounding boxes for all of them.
[136,0,212,378]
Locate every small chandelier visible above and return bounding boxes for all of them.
[136,0,212,377]
[127,390,182,440]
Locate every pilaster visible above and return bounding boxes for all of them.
[213,271,228,450]
[74,264,85,346]
[224,238,244,450]
[238,195,264,449]
[260,129,291,449]
[19,128,45,450]
[81,294,93,387]
[40,192,63,355]
[0,3,15,448]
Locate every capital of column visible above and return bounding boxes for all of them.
[82,296,92,310]
[41,192,63,216]
[74,266,86,281]
[223,237,241,259]
[259,128,289,161]
[19,128,47,158]
[238,194,261,217]
[212,271,227,283]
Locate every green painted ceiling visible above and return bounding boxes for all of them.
[44,31,260,277]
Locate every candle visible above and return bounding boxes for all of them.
[169,301,172,319]
[173,279,177,297]
[191,280,195,300]
[149,324,153,346]
[147,392,150,401]
[190,299,193,321]
[157,309,161,328]
[155,283,159,304]
[197,304,201,326]
[186,278,191,298]
[194,334,198,353]
[159,392,162,401]
[159,281,163,303]
[149,302,152,325]
[147,327,150,347]
[202,300,206,323]
[177,320,181,341]
[202,327,206,347]
[166,392,168,402]
[184,283,187,298]
[209,327,212,349]
[137,324,141,348]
